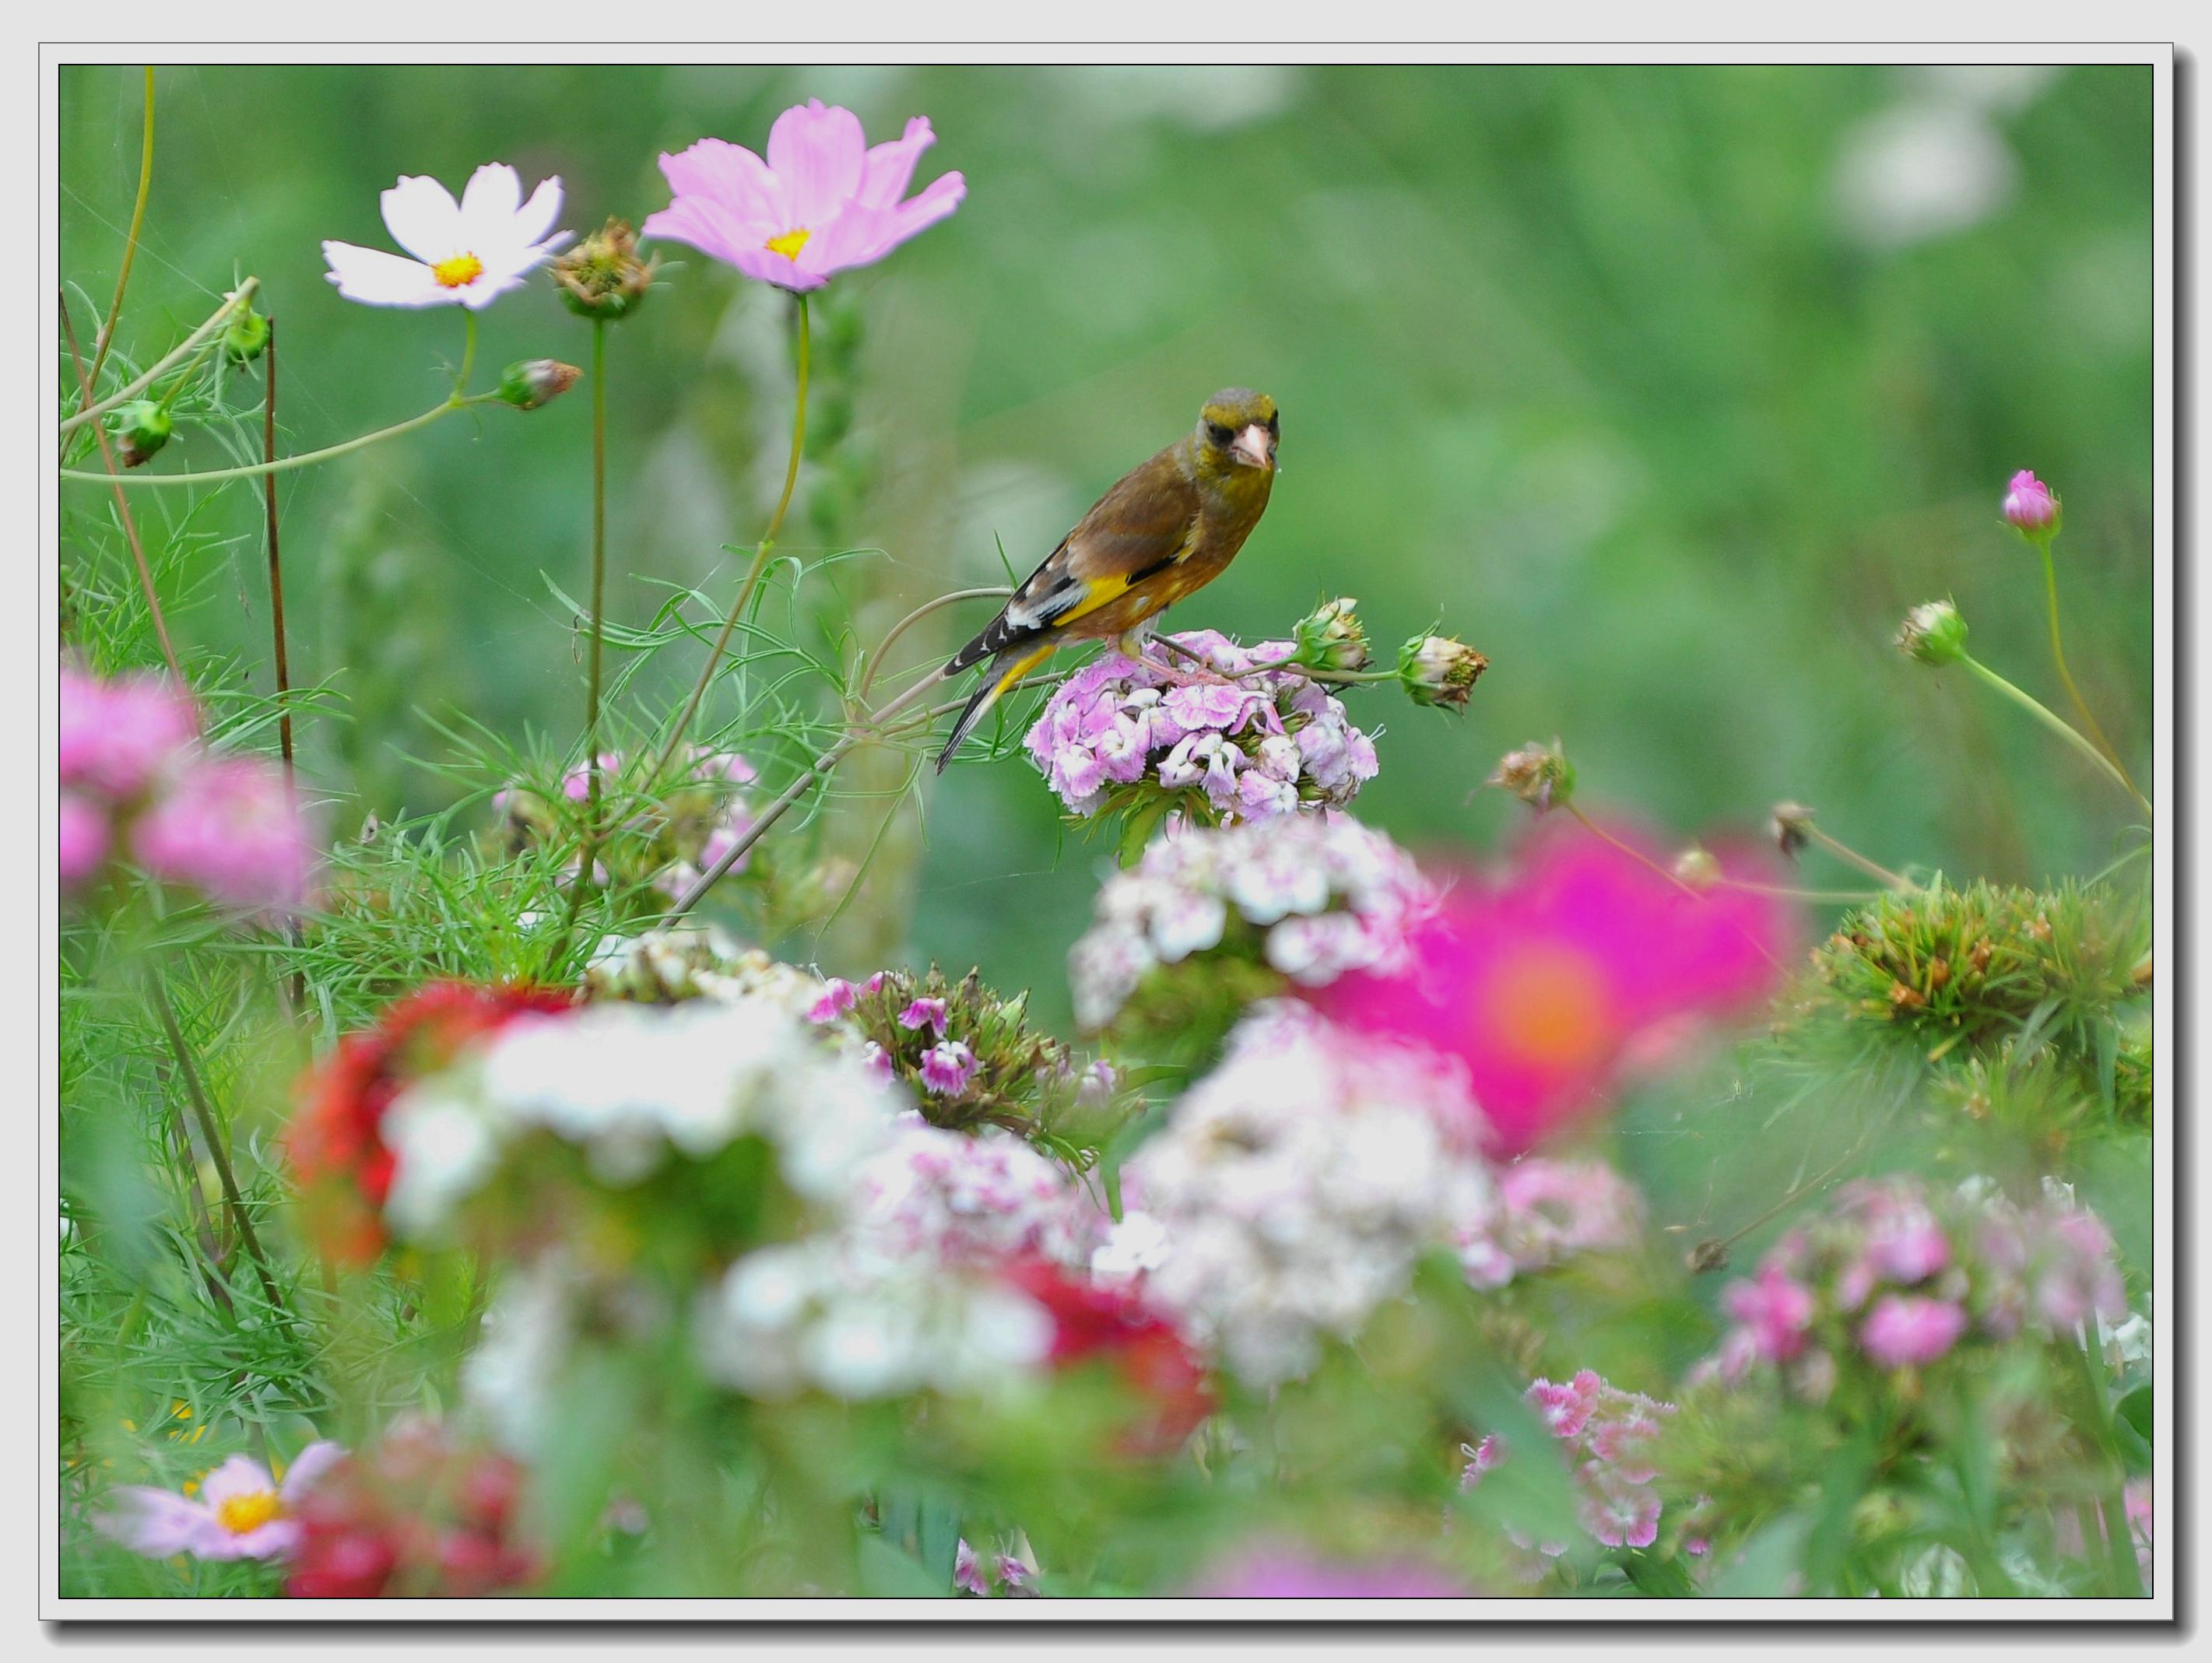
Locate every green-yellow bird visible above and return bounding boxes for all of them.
[936,388,1280,771]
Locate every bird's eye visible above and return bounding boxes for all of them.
[1206,421,1234,447]
[1265,412,1280,436]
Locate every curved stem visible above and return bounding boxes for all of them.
[61,280,259,437]
[1960,653,2149,816]
[855,586,1011,701]
[1802,825,1916,893]
[83,67,156,405]
[2039,542,2139,795]
[60,395,494,489]
[653,293,810,785]
[1565,804,1704,898]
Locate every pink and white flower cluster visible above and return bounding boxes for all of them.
[1699,1174,2129,1395]
[1067,813,1431,1031]
[1025,630,1378,822]
[1094,1005,1494,1385]
[851,1115,1108,1270]
[1455,1158,1646,1291]
[59,665,315,914]
[1462,1370,1676,1560]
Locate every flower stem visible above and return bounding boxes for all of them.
[262,317,293,778]
[2038,541,2140,796]
[1718,878,1884,903]
[455,310,478,397]
[1565,805,1705,898]
[1800,826,1916,894]
[653,293,810,786]
[59,290,181,679]
[60,279,258,437]
[1960,653,2149,815]
[59,393,498,489]
[552,319,613,964]
[82,67,155,405]
[151,331,224,416]
[855,586,1011,702]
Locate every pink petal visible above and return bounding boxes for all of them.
[857,116,937,209]
[656,137,782,230]
[198,1454,279,1509]
[279,1440,348,1503]
[96,1488,220,1557]
[765,100,867,226]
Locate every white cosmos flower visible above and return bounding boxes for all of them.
[322,163,570,310]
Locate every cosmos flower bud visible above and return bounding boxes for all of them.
[1896,600,1968,666]
[1398,633,1488,710]
[550,217,656,320]
[1673,847,1722,893]
[496,359,582,412]
[1488,738,1575,812]
[1292,597,1371,672]
[2001,469,2061,541]
[109,399,174,468]
[1770,801,1816,861]
[222,300,271,364]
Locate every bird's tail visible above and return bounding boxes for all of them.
[936,640,1056,774]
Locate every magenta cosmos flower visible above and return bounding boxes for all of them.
[323,164,569,310]
[1313,822,1791,1154]
[642,101,965,292]
[2002,468,2061,537]
[96,1443,346,1561]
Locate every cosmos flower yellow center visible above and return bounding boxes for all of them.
[215,1489,283,1535]
[1483,943,1615,1072]
[431,252,485,289]
[764,227,812,260]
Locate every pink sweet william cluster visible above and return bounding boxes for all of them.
[59,665,315,914]
[1462,1370,1677,1560]
[1025,630,1378,823]
[1700,1174,2129,1397]
[1455,1157,1645,1290]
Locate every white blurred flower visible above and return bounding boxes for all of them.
[323,163,570,310]
[851,1117,1108,1268]
[1832,100,2016,249]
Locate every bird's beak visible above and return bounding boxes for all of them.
[1231,423,1276,471]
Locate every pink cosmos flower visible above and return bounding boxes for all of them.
[134,756,316,914]
[96,1442,346,1561]
[918,1040,977,1096]
[1189,1542,1470,1597]
[2002,468,2060,536]
[58,666,197,798]
[323,164,569,310]
[1315,820,1792,1154]
[1859,1293,1969,1367]
[58,793,111,890]
[643,101,966,293]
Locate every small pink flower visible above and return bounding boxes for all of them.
[58,794,111,890]
[897,997,949,1036]
[2002,469,2061,537]
[560,753,620,803]
[1859,1293,1968,1367]
[858,1041,895,1083]
[1526,1371,1603,1439]
[58,668,197,798]
[644,101,966,293]
[1720,1262,1818,1364]
[918,1040,976,1096]
[96,1442,346,1562]
[1458,1433,1505,1490]
[806,978,858,1024]
[1189,1542,1470,1597]
[133,756,316,914]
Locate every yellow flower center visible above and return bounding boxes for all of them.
[215,1489,283,1535]
[431,252,486,289]
[1482,943,1615,1072]
[764,227,812,260]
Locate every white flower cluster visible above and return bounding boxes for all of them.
[1096,1005,1495,1385]
[583,925,830,1022]
[1067,814,1430,1031]
[381,997,901,1238]
[852,1116,1108,1269]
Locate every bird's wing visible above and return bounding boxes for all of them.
[947,447,1201,673]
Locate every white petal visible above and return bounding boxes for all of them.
[460,162,524,226]
[379,174,465,263]
[321,240,451,308]
[510,174,566,246]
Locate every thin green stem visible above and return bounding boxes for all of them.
[2038,542,2139,795]
[60,394,497,489]
[455,310,479,397]
[1801,825,1917,893]
[60,279,258,437]
[653,294,810,786]
[1960,653,2150,816]
[553,320,613,964]
[1566,805,1704,898]
[856,586,1011,701]
[151,331,223,416]
[83,68,155,404]
[1718,877,1884,903]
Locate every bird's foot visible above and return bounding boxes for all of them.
[1123,632,1236,687]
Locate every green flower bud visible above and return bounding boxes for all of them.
[1896,600,1968,667]
[1488,738,1575,813]
[109,399,174,468]
[1398,633,1488,710]
[496,359,582,412]
[1292,596,1371,672]
[222,302,270,364]
[551,218,656,321]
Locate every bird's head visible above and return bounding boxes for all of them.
[1196,388,1279,476]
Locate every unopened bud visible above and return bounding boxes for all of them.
[497,359,581,412]
[1673,847,1722,893]
[1488,738,1574,812]
[551,218,656,320]
[1399,633,1488,710]
[1771,802,1815,860]
[109,399,173,468]
[1293,596,1371,672]
[1896,601,1968,666]
[2001,468,2061,541]
[223,301,270,364]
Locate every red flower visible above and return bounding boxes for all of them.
[1005,1259,1213,1454]
[286,982,573,1261]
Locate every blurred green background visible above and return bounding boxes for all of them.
[59,63,2154,1023]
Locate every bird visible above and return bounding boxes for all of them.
[935,388,1280,772]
